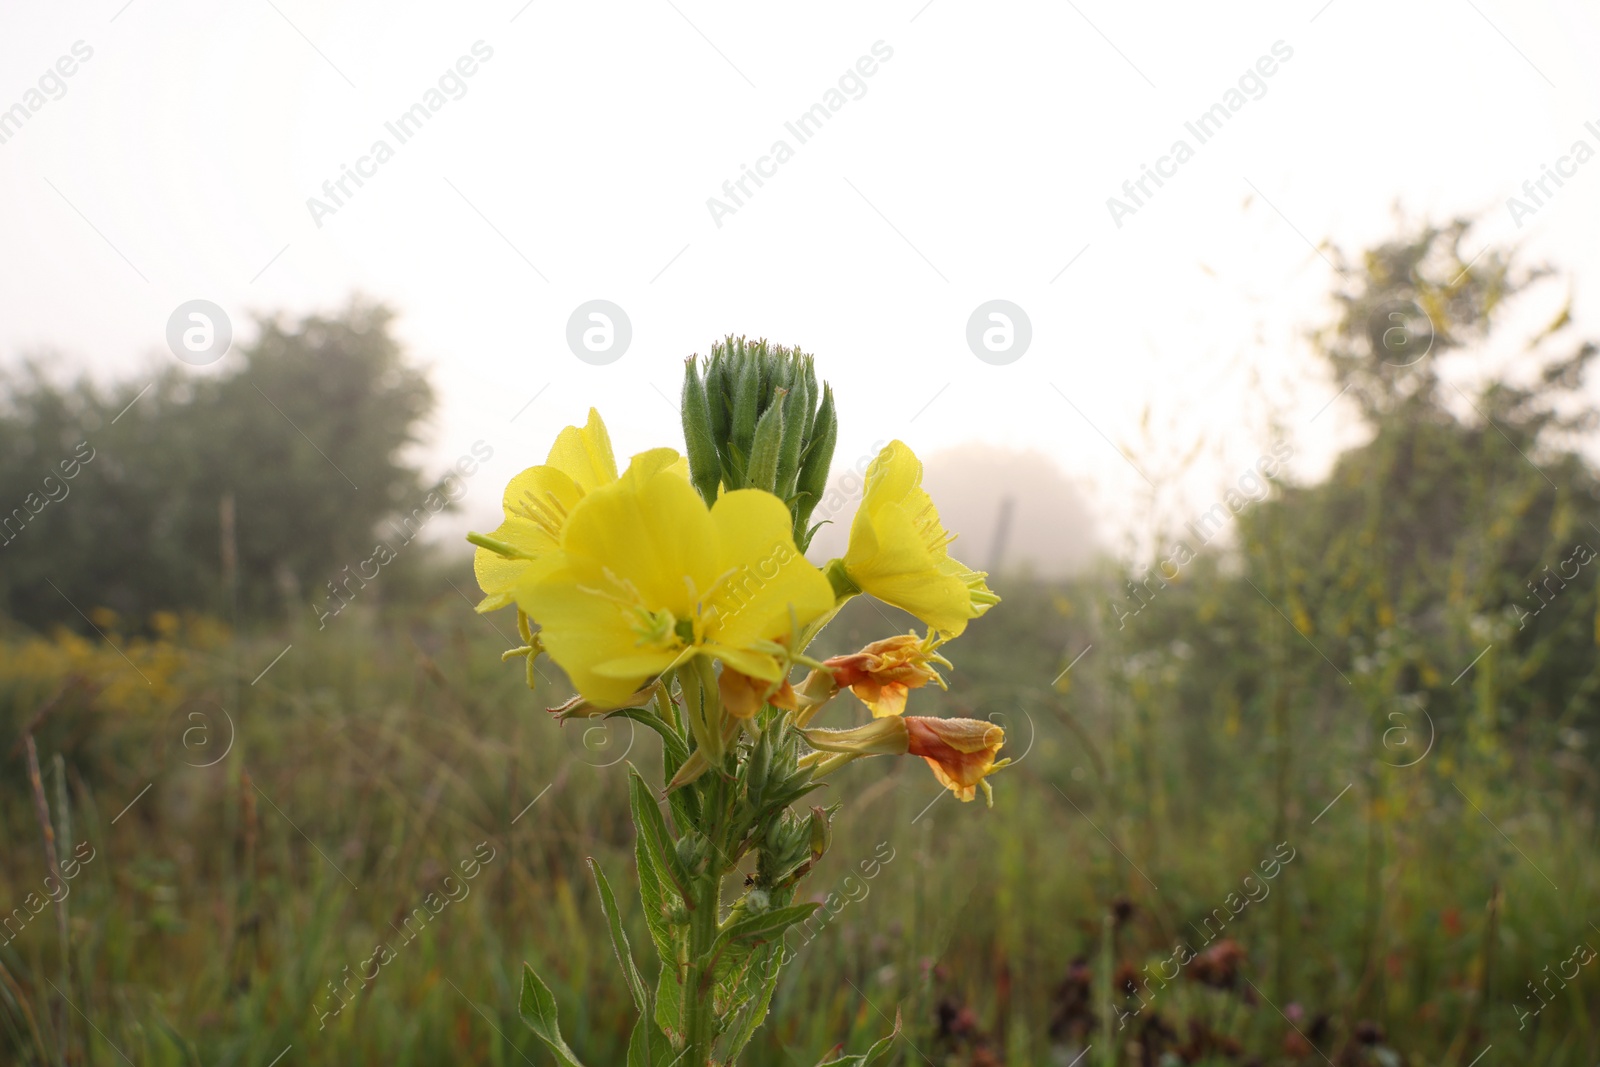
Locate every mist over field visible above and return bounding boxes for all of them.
[5,2,1600,1065]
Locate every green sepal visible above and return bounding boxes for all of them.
[814,1009,902,1066]
[518,962,589,1067]
[586,858,649,1015]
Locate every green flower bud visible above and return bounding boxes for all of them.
[729,345,760,478]
[685,336,835,543]
[808,805,832,862]
[676,832,709,873]
[793,383,837,549]
[774,372,810,501]
[681,357,721,506]
[745,395,785,494]
[745,723,774,805]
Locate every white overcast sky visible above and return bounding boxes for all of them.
[1,0,1597,558]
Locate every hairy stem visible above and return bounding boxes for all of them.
[684,868,724,1064]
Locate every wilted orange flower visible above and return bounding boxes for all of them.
[825,631,950,717]
[905,716,1008,804]
[718,668,799,719]
[800,713,1009,805]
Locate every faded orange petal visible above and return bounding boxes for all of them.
[905,716,1005,802]
[717,668,798,719]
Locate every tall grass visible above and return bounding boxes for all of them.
[1,567,1595,1066]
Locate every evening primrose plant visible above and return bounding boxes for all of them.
[468,338,1005,1067]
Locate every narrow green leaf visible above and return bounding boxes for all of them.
[714,902,818,955]
[654,965,683,1041]
[587,858,649,1015]
[628,766,694,903]
[814,1008,901,1066]
[608,705,699,829]
[607,708,689,775]
[720,948,782,1064]
[517,962,589,1067]
[634,818,676,963]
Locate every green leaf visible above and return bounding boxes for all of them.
[634,817,677,964]
[719,946,783,1064]
[619,693,699,830]
[714,902,818,955]
[627,1014,677,1067]
[586,858,648,1015]
[608,708,689,778]
[518,962,588,1067]
[814,1008,901,1066]
[654,965,683,1042]
[628,766,694,903]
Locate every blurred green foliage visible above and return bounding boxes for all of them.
[0,301,436,629]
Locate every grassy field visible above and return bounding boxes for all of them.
[0,564,1595,1067]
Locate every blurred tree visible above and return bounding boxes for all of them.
[1114,216,1600,778]
[0,301,436,629]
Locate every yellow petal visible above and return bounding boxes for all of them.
[516,558,666,706]
[516,464,718,705]
[706,489,836,652]
[472,514,559,611]
[544,408,618,492]
[841,441,996,636]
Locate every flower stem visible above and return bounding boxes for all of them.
[683,868,723,1064]
[681,761,728,1065]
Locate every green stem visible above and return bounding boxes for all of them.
[681,760,728,1065]
[684,870,723,1064]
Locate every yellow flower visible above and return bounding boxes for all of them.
[471,409,618,613]
[836,441,998,636]
[472,409,688,612]
[824,631,951,717]
[800,714,1009,805]
[516,454,836,709]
